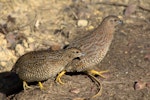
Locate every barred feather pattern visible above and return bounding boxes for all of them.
[12,48,83,82]
[66,15,122,72]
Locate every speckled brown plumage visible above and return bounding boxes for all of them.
[65,15,122,72]
[57,15,122,97]
[11,47,84,89]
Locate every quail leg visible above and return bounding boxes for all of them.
[88,73,102,98]
[56,70,66,84]
[38,82,44,90]
[23,81,32,90]
[88,69,109,78]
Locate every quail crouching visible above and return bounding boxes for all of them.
[11,47,84,90]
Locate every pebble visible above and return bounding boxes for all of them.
[22,39,28,48]
[0,62,6,66]
[27,37,35,43]
[15,44,25,55]
[134,81,146,90]
[77,19,88,27]
[0,34,16,61]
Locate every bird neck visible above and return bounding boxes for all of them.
[99,23,115,35]
[92,23,115,45]
[62,53,72,62]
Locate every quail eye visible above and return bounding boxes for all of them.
[76,51,79,53]
[110,19,117,23]
[114,19,117,22]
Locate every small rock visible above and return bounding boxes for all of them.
[86,25,94,31]
[144,54,150,61]
[5,32,17,48]
[0,34,7,47]
[15,44,25,55]
[35,19,41,29]
[69,88,80,94]
[27,37,35,43]
[0,49,16,61]
[77,19,88,27]
[26,43,35,51]
[22,40,28,48]
[134,81,146,90]
[146,82,150,88]
[0,62,6,66]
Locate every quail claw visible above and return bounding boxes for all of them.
[89,69,109,78]
[56,70,66,84]
[88,74,102,98]
[38,82,44,90]
[23,81,32,90]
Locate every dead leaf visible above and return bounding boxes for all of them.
[124,3,137,17]
[144,53,150,61]
[134,81,146,90]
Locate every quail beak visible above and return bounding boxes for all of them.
[80,53,85,56]
[115,20,123,29]
[118,20,123,25]
[117,16,123,25]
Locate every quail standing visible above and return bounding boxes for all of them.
[56,15,122,96]
[11,47,84,90]
[58,15,122,79]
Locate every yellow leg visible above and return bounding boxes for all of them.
[88,74,102,98]
[88,69,109,78]
[23,81,32,90]
[38,82,44,90]
[56,70,66,84]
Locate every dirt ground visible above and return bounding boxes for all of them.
[0,0,150,100]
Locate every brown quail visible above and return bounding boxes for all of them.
[11,47,84,90]
[58,15,122,97]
